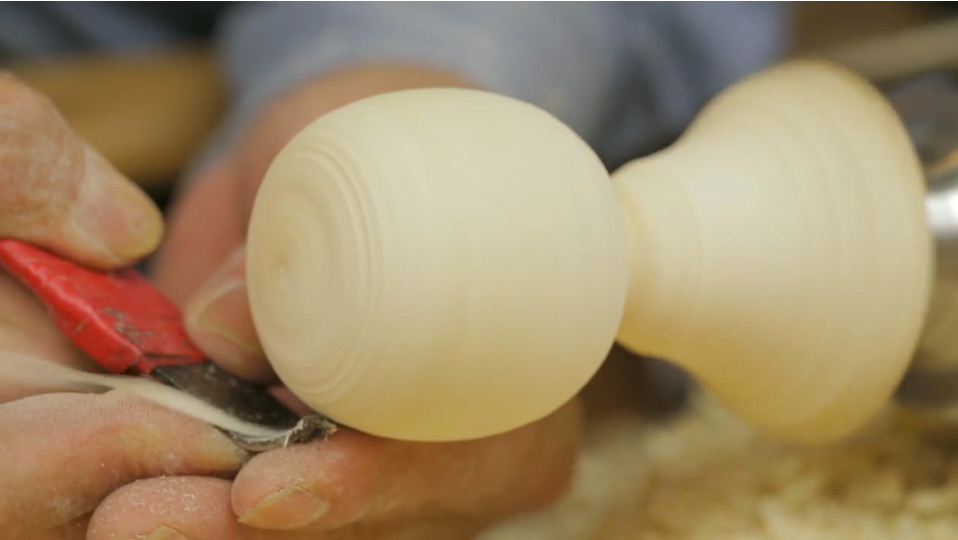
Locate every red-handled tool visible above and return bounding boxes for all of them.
[0,238,334,451]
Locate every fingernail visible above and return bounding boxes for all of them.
[186,279,267,377]
[72,145,164,262]
[239,485,329,529]
[135,525,189,540]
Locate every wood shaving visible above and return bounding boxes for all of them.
[485,392,958,539]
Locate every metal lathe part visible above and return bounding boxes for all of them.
[151,362,338,452]
[896,153,958,410]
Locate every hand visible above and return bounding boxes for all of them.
[0,73,251,539]
[115,65,585,539]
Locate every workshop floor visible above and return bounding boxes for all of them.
[481,391,958,540]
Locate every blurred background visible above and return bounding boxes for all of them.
[3,2,958,210]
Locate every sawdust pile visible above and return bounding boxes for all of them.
[483,393,958,539]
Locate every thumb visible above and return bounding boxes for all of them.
[0,72,163,269]
[183,246,275,382]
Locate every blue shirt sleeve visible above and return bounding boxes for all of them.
[203,2,790,169]
[0,2,789,169]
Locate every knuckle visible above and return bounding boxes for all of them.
[0,74,82,227]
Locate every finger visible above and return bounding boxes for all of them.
[0,72,163,269]
[0,272,93,402]
[89,476,489,540]
[33,514,89,540]
[179,245,274,382]
[0,391,247,538]
[88,477,317,540]
[150,158,246,306]
[232,399,584,532]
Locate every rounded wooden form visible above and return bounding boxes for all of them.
[246,89,627,441]
[247,60,932,445]
[613,61,933,443]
